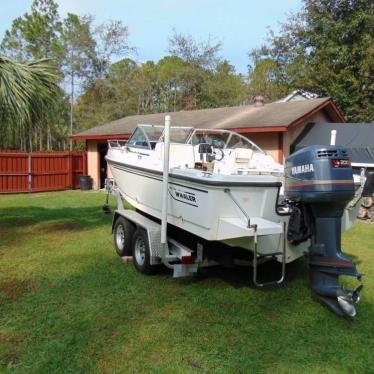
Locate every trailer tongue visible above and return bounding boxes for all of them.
[285,145,363,317]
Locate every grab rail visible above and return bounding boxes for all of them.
[224,188,251,227]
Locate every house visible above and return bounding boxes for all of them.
[71,97,345,189]
[278,89,320,102]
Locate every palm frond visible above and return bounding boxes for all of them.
[0,55,59,129]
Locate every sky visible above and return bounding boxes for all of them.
[0,0,302,74]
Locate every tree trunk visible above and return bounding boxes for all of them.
[173,84,177,112]
[47,125,51,151]
[362,197,373,208]
[34,128,37,152]
[358,207,367,219]
[70,70,75,151]
[39,127,43,151]
[358,196,374,221]
[368,207,374,222]
[29,131,33,153]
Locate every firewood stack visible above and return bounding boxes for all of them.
[358,197,374,221]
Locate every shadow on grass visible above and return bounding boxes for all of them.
[0,205,113,231]
[186,257,308,289]
[0,205,114,255]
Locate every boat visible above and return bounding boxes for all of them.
[106,125,297,253]
[105,117,372,317]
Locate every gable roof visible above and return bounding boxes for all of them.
[71,97,345,140]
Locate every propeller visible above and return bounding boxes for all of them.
[337,285,363,317]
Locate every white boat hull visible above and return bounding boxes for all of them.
[107,159,309,263]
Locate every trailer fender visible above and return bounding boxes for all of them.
[112,211,138,233]
[111,212,121,233]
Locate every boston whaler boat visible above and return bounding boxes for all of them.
[106,116,373,317]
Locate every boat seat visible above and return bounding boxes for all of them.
[249,153,283,171]
[234,148,253,168]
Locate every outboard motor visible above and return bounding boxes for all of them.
[284,145,362,317]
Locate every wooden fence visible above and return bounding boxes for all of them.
[0,150,87,193]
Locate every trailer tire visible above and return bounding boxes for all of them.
[132,229,154,275]
[113,216,135,257]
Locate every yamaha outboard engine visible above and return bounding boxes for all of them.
[285,145,362,317]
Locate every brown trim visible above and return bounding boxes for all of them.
[230,126,288,133]
[288,99,345,130]
[278,133,284,164]
[70,134,130,141]
[325,100,346,122]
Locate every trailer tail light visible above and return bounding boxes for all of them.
[181,256,195,265]
[332,159,350,168]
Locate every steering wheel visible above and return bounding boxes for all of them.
[212,148,224,161]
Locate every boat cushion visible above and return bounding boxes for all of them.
[234,148,253,163]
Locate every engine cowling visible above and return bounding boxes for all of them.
[284,145,354,204]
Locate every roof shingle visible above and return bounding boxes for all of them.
[72,97,340,138]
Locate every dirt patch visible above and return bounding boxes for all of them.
[0,218,35,229]
[0,219,34,237]
[0,331,25,367]
[0,279,35,303]
[186,357,206,370]
[38,221,80,234]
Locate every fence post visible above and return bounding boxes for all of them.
[68,152,73,189]
[28,153,32,192]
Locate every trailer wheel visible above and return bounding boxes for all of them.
[132,229,153,274]
[113,216,135,257]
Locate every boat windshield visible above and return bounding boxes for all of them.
[127,125,264,153]
[169,127,194,143]
[127,126,164,149]
[187,129,264,153]
[127,125,195,149]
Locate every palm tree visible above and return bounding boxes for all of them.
[0,55,59,150]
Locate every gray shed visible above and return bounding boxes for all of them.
[292,123,374,166]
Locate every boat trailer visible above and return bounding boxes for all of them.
[108,183,287,283]
[105,116,373,317]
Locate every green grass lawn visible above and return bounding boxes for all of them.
[0,191,373,373]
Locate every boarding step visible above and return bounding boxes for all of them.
[256,251,284,260]
[253,222,287,287]
[217,216,283,240]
